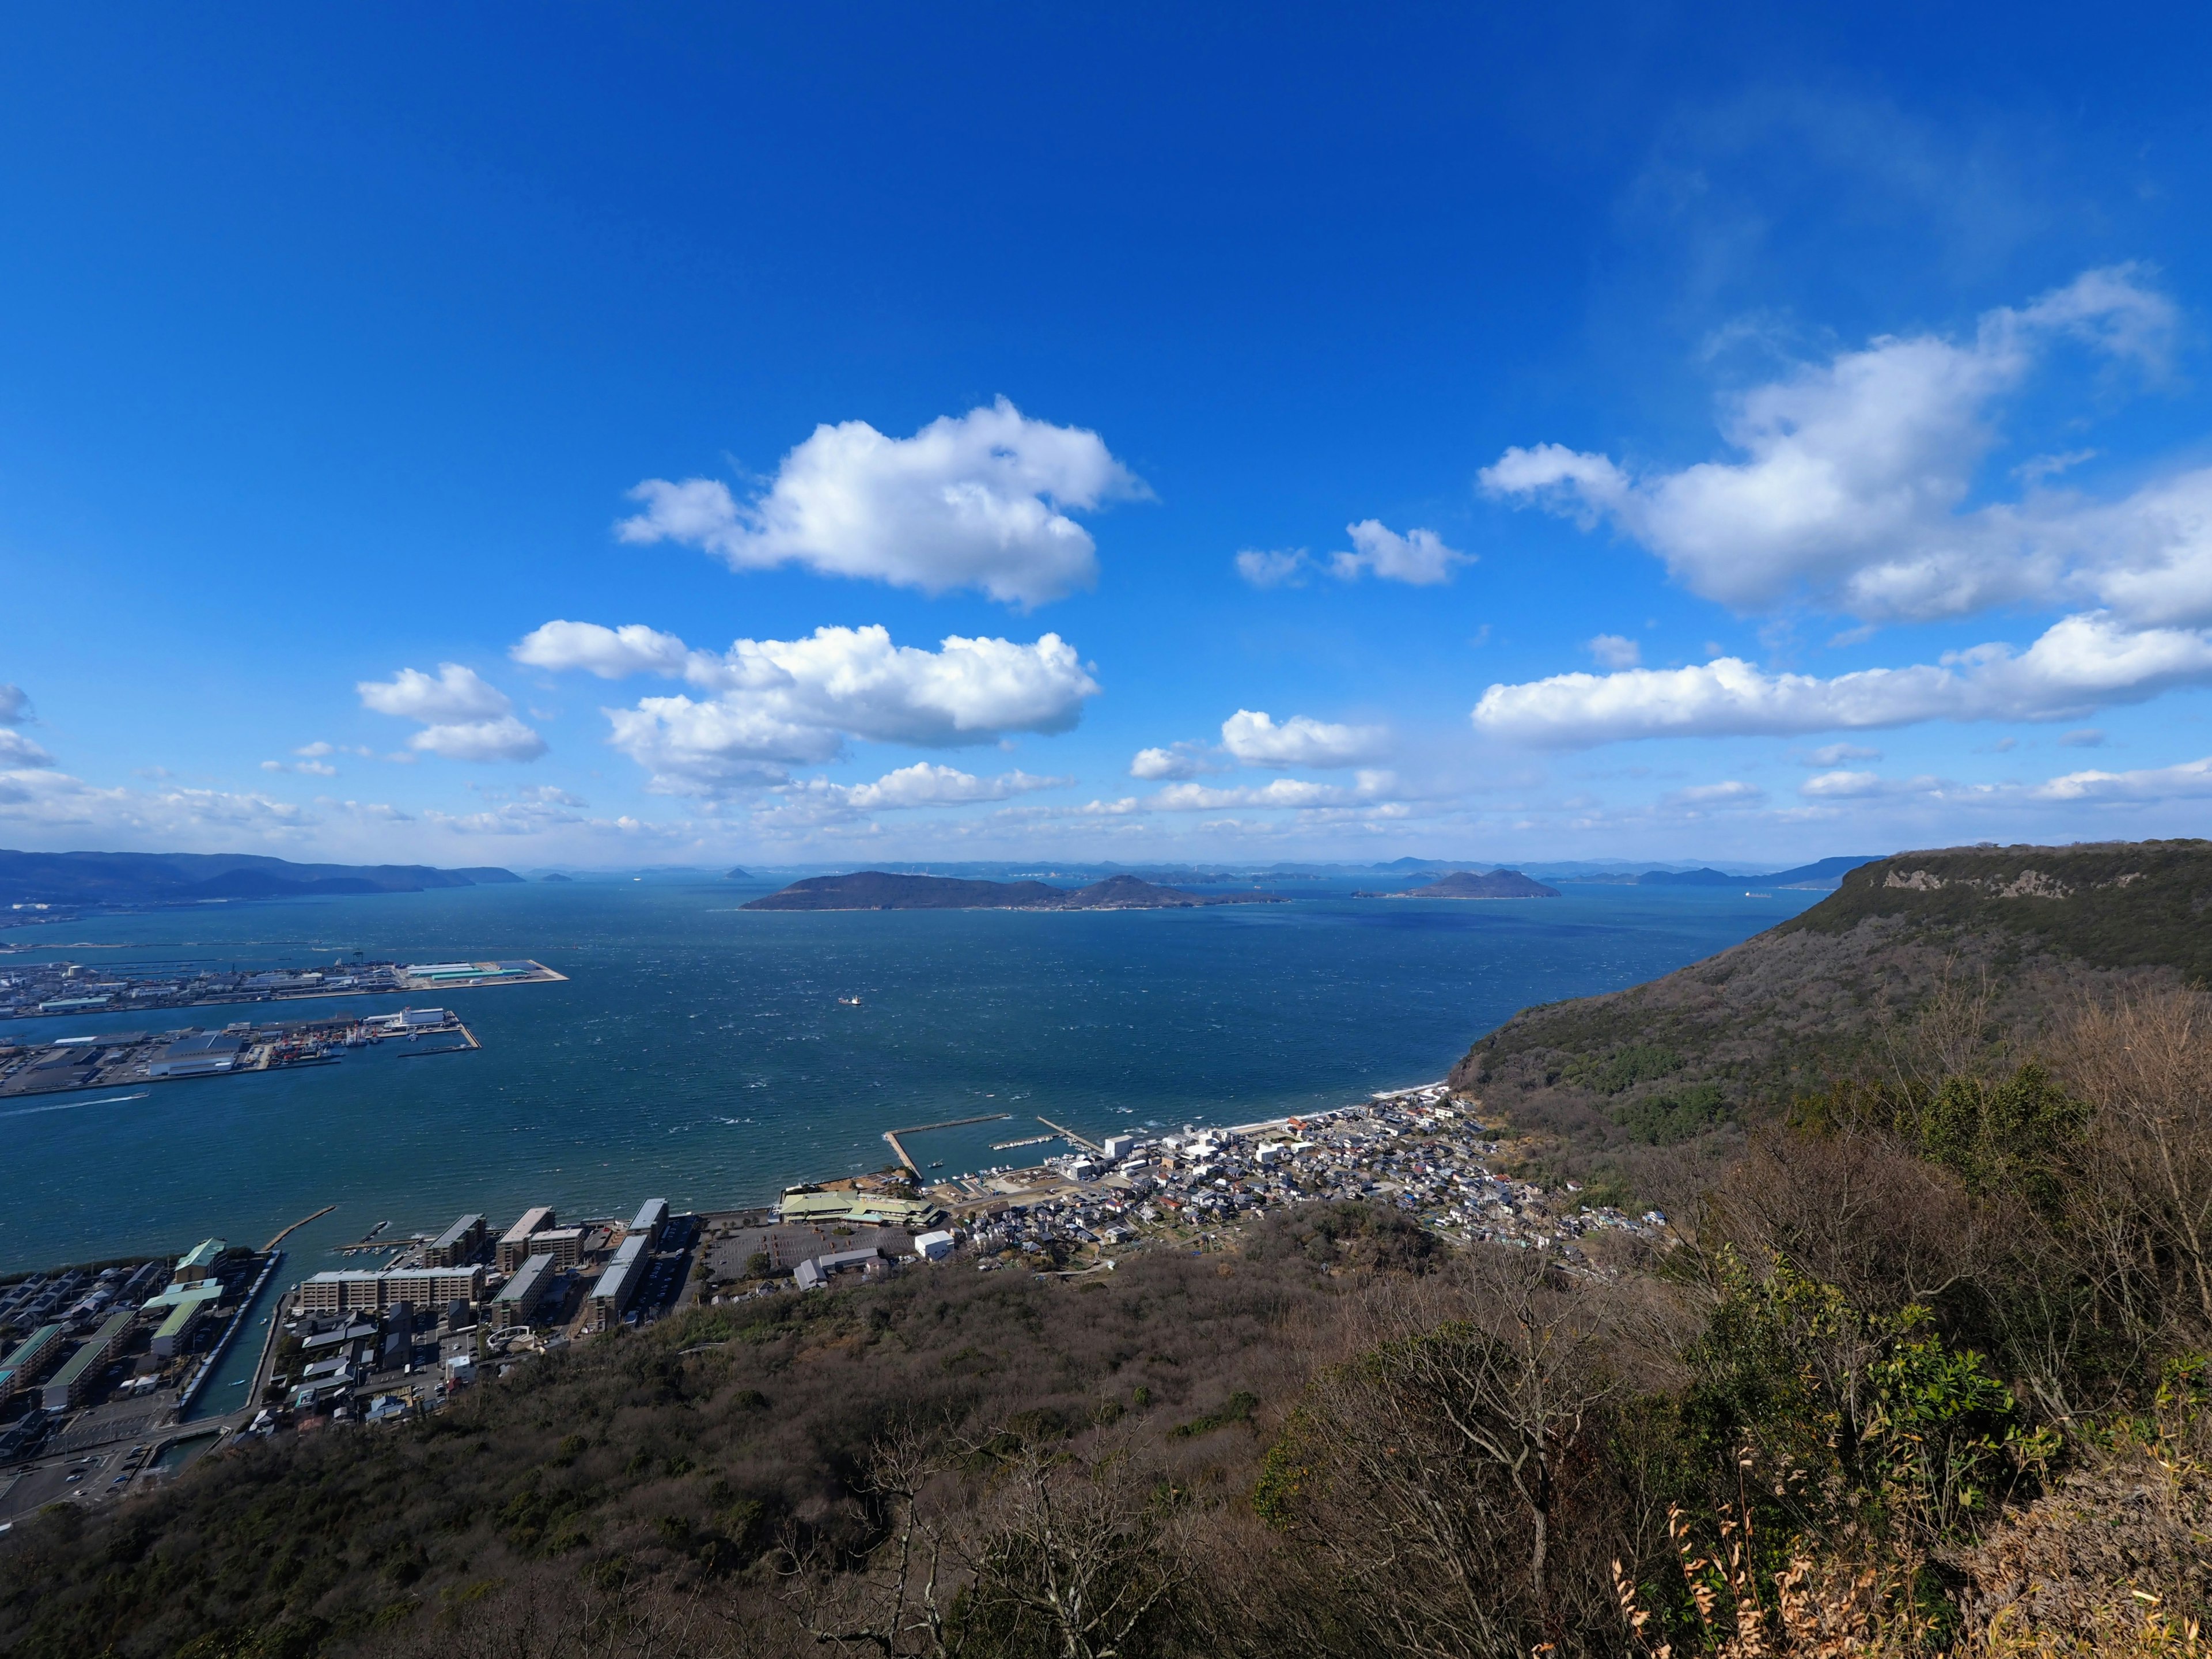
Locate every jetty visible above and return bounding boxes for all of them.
[1035,1116,1102,1153]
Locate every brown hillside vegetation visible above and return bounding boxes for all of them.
[13,849,2212,1658]
[1448,840,2211,1208]
[12,989,2212,1657]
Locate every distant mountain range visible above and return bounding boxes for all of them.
[742,871,1286,912]
[1625,855,1876,888]
[0,850,522,906]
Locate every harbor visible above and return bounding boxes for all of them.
[0,1007,480,1100]
[0,956,565,1021]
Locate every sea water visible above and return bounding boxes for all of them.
[0,873,1823,1283]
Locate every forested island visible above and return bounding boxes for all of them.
[1358,867,1562,899]
[10,840,2212,1659]
[743,870,1285,911]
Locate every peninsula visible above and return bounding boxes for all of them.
[743,870,1286,911]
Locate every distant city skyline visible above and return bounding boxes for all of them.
[5,7,2211,866]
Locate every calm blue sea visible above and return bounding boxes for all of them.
[0,873,1822,1286]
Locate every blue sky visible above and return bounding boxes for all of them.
[5,5,2212,868]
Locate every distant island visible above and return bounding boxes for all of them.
[1355,868,1562,900]
[540,873,573,882]
[743,870,1287,911]
[724,867,752,880]
[0,849,523,907]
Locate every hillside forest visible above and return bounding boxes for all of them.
[7,844,2212,1658]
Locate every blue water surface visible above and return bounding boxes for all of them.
[0,874,1822,1281]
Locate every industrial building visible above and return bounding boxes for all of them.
[298,1264,484,1314]
[586,1233,647,1332]
[41,1306,136,1411]
[425,1213,487,1268]
[493,1252,558,1331]
[0,1323,64,1399]
[496,1206,556,1272]
[147,1034,246,1078]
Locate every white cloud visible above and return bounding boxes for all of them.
[1588,634,1642,670]
[1234,547,1313,588]
[1330,520,1472,586]
[357,664,548,762]
[1130,743,1222,781]
[616,398,1147,609]
[520,622,1099,797]
[0,767,312,838]
[1801,742,1882,766]
[1473,612,2212,747]
[1149,770,1401,811]
[1219,709,1391,768]
[0,729,52,768]
[358,664,512,724]
[1797,770,1945,800]
[512,621,692,679]
[786,763,1068,818]
[0,684,51,767]
[1480,266,2187,625]
[2032,755,2212,802]
[1658,780,1765,812]
[2058,728,2106,748]
[262,758,339,777]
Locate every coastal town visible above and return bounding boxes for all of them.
[0,1078,1664,1525]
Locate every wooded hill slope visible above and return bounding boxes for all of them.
[1448,839,2212,1202]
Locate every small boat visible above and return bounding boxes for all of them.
[838,996,862,1006]
[929,1161,944,1168]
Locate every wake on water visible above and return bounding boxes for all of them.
[0,1090,152,1120]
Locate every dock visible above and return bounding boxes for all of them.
[880,1112,1013,1175]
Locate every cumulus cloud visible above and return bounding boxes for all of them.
[0,729,53,768]
[263,758,338,777]
[1330,520,1472,585]
[1473,612,2212,747]
[616,399,1147,609]
[516,621,1099,796]
[765,765,1066,827]
[1219,709,1391,768]
[1130,743,1224,781]
[1481,266,2192,626]
[358,664,548,762]
[513,621,692,680]
[1588,634,1642,670]
[1234,548,1313,588]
